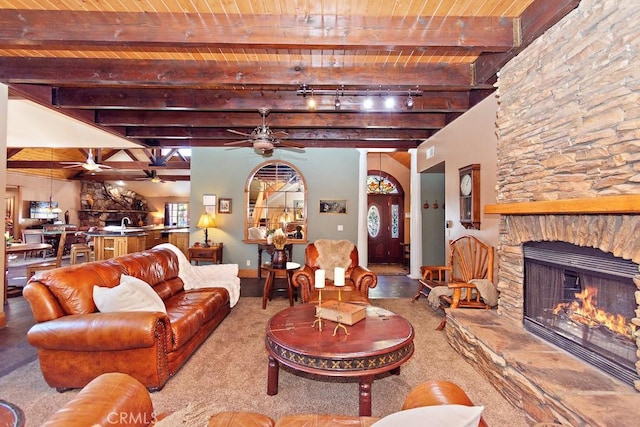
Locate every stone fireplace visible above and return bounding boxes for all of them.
[445,207,640,425]
[441,1,640,424]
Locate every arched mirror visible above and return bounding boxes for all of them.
[244,161,307,242]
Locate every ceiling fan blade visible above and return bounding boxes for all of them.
[272,130,289,138]
[224,139,253,146]
[60,162,83,168]
[226,129,252,137]
[278,140,305,149]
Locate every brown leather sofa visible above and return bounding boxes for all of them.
[292,239,377,303]
[42,372,488,426]
[23,247,232,392]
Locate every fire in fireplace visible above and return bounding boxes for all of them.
[523,241,638,386]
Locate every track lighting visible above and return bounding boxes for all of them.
[306,88,317,109]
[297,85,422,111]
[405,91,414,109]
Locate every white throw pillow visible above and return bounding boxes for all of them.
[371,405,484,427]
[93,275,167,314]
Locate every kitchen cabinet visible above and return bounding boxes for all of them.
[93,235,146,261]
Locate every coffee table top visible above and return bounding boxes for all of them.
[265,303,414,377]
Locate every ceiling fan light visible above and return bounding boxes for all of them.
[150,176,162,183]
[82,163,99,171]
[254,140,274,151]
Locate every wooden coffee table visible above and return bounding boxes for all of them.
[265,303,414,416]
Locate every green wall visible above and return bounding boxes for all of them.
[190,148,361,267]
[421,171,445,266]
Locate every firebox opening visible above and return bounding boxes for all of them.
[523,241,638,386]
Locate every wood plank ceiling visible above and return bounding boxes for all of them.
[0,0,580,182]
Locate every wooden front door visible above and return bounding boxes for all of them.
[367,194,404,264]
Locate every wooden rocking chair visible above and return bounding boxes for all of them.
[413,235,495,330]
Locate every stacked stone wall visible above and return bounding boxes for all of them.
[496,0,640,203]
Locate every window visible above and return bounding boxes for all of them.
[245,161,307,242]
[165,203,189,227]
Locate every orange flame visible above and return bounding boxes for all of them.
[552,287,635,340]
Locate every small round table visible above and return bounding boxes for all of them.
[261,262,300,309]
[265,303,415,416]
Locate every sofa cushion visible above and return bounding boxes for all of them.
[93,275,167,314]
[114,248,183,299]
[38,260,124,315]
[165,288,230,350]
[371,405,484,427]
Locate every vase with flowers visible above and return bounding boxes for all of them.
[271,229,288,268]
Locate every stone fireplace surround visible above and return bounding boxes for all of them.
[444,197,640,425]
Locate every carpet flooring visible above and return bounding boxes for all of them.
[0,297,529,426]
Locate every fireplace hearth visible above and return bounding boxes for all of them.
[523,241,638,385]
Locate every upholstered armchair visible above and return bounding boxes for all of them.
[291,239,377,304]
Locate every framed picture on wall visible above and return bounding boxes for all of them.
[319,199,347,214]
[218,198,232,214]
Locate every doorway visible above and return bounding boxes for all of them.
[367,193,405,264]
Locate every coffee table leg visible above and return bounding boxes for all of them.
[358,375,374,416]
[267,355,279,395]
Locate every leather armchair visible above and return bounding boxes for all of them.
[291,239,377,304]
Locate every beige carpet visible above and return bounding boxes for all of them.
[0,298,528,426]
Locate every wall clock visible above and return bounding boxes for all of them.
[459,164,481,229]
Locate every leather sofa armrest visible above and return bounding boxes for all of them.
[291,265,314,302]
[28,312,171,352]
[402,380,488,427]
[350,265,377,294]
[42,373,154,427]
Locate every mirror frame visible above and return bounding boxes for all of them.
[244,160,307,243]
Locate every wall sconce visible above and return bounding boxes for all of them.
[196,213,216,247]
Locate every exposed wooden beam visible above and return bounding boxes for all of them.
[96,111,446,129]
[0,11,515,51]
[7,161,190,170]
[52,87,472,112]
[0,57,473,87]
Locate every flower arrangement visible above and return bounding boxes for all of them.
[271,228,287,250]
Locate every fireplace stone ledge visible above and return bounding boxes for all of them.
[446,309,640,426]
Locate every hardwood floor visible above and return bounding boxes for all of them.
[0,263,418,378]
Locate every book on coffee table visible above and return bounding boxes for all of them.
[316,300,366,326]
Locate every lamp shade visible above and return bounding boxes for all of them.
[197,213,216,229]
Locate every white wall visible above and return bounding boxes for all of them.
[417,95,500,249]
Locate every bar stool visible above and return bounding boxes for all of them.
[70,243,92,264]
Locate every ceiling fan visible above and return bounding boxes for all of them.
[225,108,304,155]
[61,148,112,172]
[135,170,170,184]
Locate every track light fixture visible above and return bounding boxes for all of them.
[405,91,414,109]
[297,85,422,110]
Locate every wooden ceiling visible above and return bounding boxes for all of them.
[0,0,580,182]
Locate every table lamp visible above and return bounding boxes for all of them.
[196,213,216,247]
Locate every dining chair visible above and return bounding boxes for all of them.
[26,231,66,279]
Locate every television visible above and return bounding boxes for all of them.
[29,201,59,219]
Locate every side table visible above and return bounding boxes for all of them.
[261,262,300,309]
[188,244,223,265]
[257,243,293,280]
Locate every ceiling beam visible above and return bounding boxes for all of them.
[7,161,190,170]
[0,11,515,51]
[96,111,446,129]
[52,87,472,112]
[0,57,473,88]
